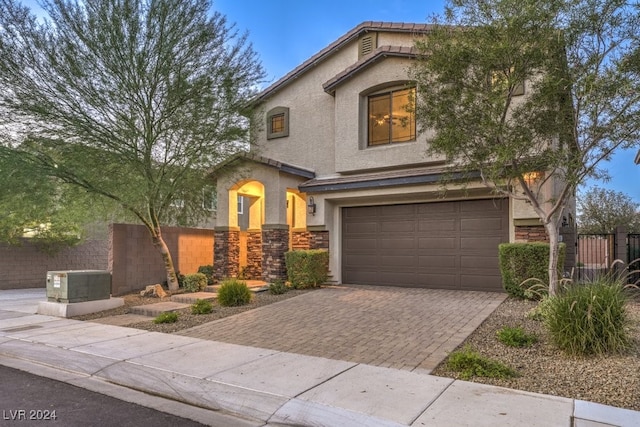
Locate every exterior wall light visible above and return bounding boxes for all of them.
[307,196,316,215]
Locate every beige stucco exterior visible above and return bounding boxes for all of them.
[212,22,570,284]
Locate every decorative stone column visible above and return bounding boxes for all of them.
[262,224,289,282]
[245,230,263,280]
[213,227,240,281]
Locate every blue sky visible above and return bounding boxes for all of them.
[20,0,640,202]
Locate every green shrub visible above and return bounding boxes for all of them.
[499,242,565,299]
[285,249,329,289]
[191,298,213,315]
[269,280,289,295]
[197,265,215,285]
[446,346,518,380]
[526,297,554,321]
[217,278,252,307]
[153,312,179,324]
[183,273,208,293]
[544,278,631,355]
[496,326,538,347]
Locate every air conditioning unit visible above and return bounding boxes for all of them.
[46,270,111,303]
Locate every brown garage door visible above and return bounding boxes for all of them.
[342,199,509,291]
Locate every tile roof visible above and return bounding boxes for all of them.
[299,167,480,193]
[252,22,432,104]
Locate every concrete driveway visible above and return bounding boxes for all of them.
[179,285,506,373]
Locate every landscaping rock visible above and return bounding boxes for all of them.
[140,284,168,298]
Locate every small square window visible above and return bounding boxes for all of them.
[266,106,289,139]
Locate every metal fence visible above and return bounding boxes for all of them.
[629,234,640,286]
[576,233,615,282]
[576,232,640,284]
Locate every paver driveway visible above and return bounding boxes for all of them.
[178,285,506,372]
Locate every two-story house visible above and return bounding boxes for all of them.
[211,22,554,292]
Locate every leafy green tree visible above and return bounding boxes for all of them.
[578,187,640,233]
[0,0,264,290]
[410,0,640,295]
[0,150,127,253]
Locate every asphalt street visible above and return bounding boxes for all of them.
[0,365,205,427]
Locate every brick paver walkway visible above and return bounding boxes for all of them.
[178,285,506,372]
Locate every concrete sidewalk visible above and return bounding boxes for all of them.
[1,289,639,426]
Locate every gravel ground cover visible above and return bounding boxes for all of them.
[71,288,314,333]
[431,295,640,411]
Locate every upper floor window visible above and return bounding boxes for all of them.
[368,87,416,146]
[266,106,289,140]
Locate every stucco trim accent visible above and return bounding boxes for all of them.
[251,22,432,104]
[513,218,543,226]
[212,226,241,232]
[299,169,482,193]
[262,224,290,230]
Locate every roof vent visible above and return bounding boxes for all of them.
[358,33,377,59]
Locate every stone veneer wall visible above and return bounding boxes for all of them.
[262,226,289,282]
[309,230,330,250]
[515,225,549,243]
[244,231,262,280]
[213,229,240,281]
[291,230,310,250]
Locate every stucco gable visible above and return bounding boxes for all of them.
[252,22,431,104]
[210,152,315,180]
[323,45,418,95]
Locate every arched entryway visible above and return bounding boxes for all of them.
[231,180,265,280]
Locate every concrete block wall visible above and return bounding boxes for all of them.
[0,239,109,290]
[110,224,214,296]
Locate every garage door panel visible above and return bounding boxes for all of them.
[344,254,378,267]
[344,222,378,233]
[461,217,505,232]
[379,237,415,250]
[380,255,416,267]
[417,202,456,215]
[418,237,457,250]
[461,199,504,213]
[418,255,457,268]
[345,207,382,218]
[460,236,504,250]
[418,219,457,232]
[342,199,508,291]
[344,238,378,251]
[379,204,415,216]
[379,220,415,233]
